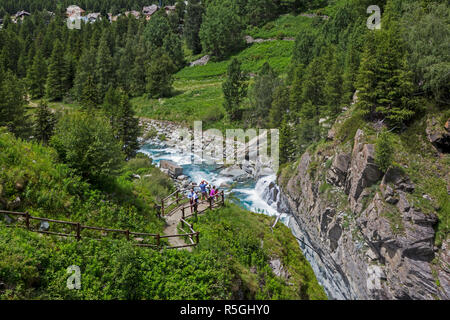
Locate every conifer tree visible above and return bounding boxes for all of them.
[0,71,29,137]
[95,34,114,101]
[45,40,66,101]
[34,100,56,144]
[116,91,140,159]
[130,42,148,97]
[116,37,135,93]
[279,116,294,164]
[250,63,279,126]
[146,49,176,98]
[289,64,305,114]
[270,84,290,128]
[103,88,140,159]
[184,0,204,54]
[222,58,248,121]
[144,11,171,48]
[162,33,185,70]
[301,57,326,108]
[27,49,47,99]
[81,75,100,110]
[199,1,245,59]
[324,53,343,118]
[73,48,97,102]
[356,23,418,126]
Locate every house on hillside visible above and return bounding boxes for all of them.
[13,11,30,23]
[125,10,140,19]
[164,5,176,15]
[86,12,101,23]
[66,5,85,18]
[108,13,121,22]
[143,4,158,20]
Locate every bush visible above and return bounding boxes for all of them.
[50,112,125,183]
[375,130,394,172]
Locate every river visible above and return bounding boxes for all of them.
[140,140,291,226]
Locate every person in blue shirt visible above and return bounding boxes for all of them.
[199,180,208,200]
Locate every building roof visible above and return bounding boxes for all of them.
[15,11,31,17]
[125,10,140,18]
[66,5,85,17]
[143,4,158,16]
[86,12,101,19]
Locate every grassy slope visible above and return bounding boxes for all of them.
[131,14,301,130]
[192,205,327,300]
[0,130,326,299]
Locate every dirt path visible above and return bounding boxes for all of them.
[163,202,211,251]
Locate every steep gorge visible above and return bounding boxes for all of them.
[277,114,449,300]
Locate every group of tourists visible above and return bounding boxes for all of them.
[187,180,221,213]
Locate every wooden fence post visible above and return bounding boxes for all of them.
[161,200,165,216]
[126,230,130,241]
[25,211,30,230]
[176,190,179,206]
[196,232,199,244]
[76,223,81,241]
[221,191,225,206]
[156,233,160,248]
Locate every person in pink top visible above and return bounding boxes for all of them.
[209,186,216,204]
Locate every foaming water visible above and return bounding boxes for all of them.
[140,142,290,226]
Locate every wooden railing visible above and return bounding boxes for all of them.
[0,190,225,250]
[159,188,225,216]
[0,210,198,250]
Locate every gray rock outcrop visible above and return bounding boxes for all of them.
[280,128,449,300]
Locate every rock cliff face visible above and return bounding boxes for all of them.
[279,129,449,300]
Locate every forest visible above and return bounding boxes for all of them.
[0,0,449,300]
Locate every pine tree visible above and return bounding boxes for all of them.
[279,116,294,164]
[73,48,97,101]
[117,92,140,159]
[199,1,245,59]
[375,130,394,172]
[0,71,29,137]
[301,56,326,108]
[146,50,176,98]
[130,42,148,97]
[324,53,343,118]
[81,75,100,110]
[289,64,305,115]
[103,88,140,159]
[270,84,290,128]
[27,49,47,99]
[250,63,279,126]
[45,40,66,101]
[222,58,248,121]
[184,0,204,54]
[246,0,277,26]
[95,33,114,101]
[116,37,135,93]
[162,33,185,69]
[144,11,171,48]
[34,100,56,144]
[356,23,418,126]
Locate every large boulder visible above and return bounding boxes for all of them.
[426,117,450,153]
